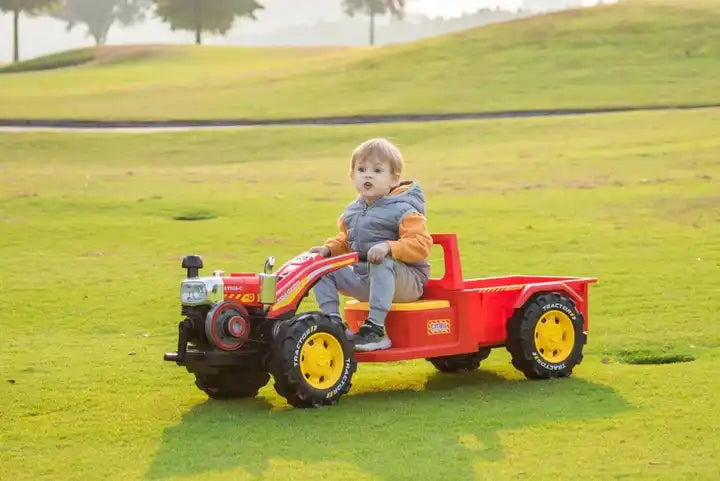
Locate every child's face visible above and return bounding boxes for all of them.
[351,156,400,204]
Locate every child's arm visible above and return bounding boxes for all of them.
[324,215,351,256]
[387,213,433,263]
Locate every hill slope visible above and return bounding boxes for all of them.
[0,0,717,120]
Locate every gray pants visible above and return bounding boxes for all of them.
[313,258,425,328]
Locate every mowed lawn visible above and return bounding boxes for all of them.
[1,108,719,480]
[0,0,719,120]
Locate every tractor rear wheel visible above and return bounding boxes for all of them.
[194,367,270,399]
[506,292,585,379]
[427,348,492,372]
[269,312,356,408]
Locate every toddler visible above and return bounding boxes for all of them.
[310,138,432,351]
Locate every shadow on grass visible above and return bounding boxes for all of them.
[146,370,630,480]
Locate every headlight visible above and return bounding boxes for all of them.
[180,278,223,305]
[181,282,207,304]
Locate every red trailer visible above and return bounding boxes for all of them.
[345,234,596,378]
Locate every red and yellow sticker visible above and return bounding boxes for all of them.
[427,319,451,335]
[474,284,524,293]
[226,293,258,303]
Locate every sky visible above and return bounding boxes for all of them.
[0,0,607,63]
[409,0,523,16]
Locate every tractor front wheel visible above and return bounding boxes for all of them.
[506,292,585,379]
[269,312,356,408]
[194,367,270,399]
[427,348,492,372]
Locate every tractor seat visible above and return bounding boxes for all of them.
[344,299,449,312]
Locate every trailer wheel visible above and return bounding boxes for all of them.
[427,348,492,372]
[194,367,270,399]
[507,292,585,379]
[269,312,357,408]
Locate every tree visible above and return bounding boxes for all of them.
[53,0,152,46]
[342,0,405,46]
[153,0,263,45]
[0,0,58,62]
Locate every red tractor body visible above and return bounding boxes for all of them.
[165,233,596,407]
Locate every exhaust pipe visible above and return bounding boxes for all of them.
[182,255,203,278]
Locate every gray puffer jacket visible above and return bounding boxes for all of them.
[341,181,430,282]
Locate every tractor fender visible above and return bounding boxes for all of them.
[513,282,583,310]
[267,252,359,318]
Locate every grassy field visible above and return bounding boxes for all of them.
[0,0,718,120]
[1,108,719,480]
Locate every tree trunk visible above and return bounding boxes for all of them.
[13,9,19,62]
[369,11,375,46]
[93,26,110,46]
[194,0,202,45]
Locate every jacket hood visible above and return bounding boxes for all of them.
[383,180,426,215]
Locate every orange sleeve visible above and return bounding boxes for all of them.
[324,215,351,257]
[388,213,432,263]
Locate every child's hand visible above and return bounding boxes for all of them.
[367,242,390,264]
[309,246,331,258]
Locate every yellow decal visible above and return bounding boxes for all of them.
[346,299,449,311]
[427,319,451,335]
[226,292,257,302]
[241,293,257,303]
[475,284,525,293]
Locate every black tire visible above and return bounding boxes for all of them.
[194,367,270,399]
[506,292,585,379]
[269,312,357,408]
[428,348,492,372]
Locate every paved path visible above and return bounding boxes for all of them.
[1,104,717,133]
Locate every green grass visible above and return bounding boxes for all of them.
[1,0,719,120]
[1,108,719,480]
[616,348,695,365]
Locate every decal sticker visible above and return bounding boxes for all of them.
[225,292,258,302]
[241,293,257,303]
[427,319,451,335]
[474,284,525,293]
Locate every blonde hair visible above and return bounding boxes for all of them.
[350,138,404,176]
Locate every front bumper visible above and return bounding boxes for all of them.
[163,318,264,373]
[164,348,259,367]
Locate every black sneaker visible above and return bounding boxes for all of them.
[353,322,391,352]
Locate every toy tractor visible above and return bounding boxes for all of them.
[164,234,596,408]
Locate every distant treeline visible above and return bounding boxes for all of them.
[0,0,589,62]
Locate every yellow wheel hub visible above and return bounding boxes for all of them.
[534,310,575,363]
[299,332,344,390]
